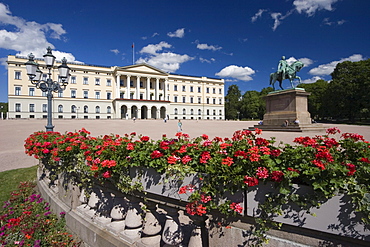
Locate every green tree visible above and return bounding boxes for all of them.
[298,80,329,120]
[258,87,274,119]
[328,59,370,121]
[240,91,260,119]
[225,85,241,119]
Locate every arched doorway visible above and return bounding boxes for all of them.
[121,105,127,119]
[141,106,148,119]
[131,105,138,119]
[160,106,166,119]
[151,106,157,119]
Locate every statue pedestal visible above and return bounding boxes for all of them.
[251,88,324,132]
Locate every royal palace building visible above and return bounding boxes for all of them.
[7,55,225,120]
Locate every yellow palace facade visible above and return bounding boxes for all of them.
[7,55,225,120]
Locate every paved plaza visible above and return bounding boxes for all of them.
[1,119,369,172]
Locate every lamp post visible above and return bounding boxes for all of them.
[25,47,70,131]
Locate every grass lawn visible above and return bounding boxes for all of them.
[0,165,37,203]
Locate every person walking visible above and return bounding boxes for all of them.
[177,120,182,132]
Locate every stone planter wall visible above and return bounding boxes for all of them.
[37,166,370,247]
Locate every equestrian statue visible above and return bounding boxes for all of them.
[270,56,304,90]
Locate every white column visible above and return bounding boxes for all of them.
[164,79,168,101]
[155,78,160,100]
[126,75,131,99]
[136,76,140,100]
[146,77,151,100]
[116,74,120,99]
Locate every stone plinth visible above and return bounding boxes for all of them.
[252,88,324,132]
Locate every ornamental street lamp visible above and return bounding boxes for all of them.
[25,47,70,131]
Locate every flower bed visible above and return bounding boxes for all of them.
[24,127,370,243]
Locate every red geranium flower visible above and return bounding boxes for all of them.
[244,176,259,187]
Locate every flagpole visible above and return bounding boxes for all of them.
[132,43,134,65]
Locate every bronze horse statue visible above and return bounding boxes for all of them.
[270,61,304,90]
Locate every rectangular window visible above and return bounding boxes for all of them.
[29,88,35,96]
[213,88,216,94]
[15,87,21,96]
[174,85,178,91]
[71,76,76,84]
[130,81,134,87]
[42,91,47,97]
[95,78,100,85]
[71,90,76,98]
[174,96,178,103]
[15,103,21,112]
[206,87,210,93]
[190,86,193,92]
[182,86,186,92]
[207,98,210,104]
[29,104,35,112]
[58,91,63,98]
[107,92,111,100]
[182,96,186,103]
[190,97,194,103]
[95,91,100,99]
[198,97,201,104]
[213,98,216,104]
[84,91,88,99]
[219,88,222,94]
[15,71,21,80]
[83,77,88,85]
[42,104,47,112]
[198,87,201,93]
[107,79,111,86]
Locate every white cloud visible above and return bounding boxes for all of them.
[110,49,120,55]
[196,43,222,51]
[167,28,185,38]
[279,56,313,67]
[323,18,346,26]
[251,9,267,22]
[138,41,194,72]
[293,0,338,16]
[215,65,255,81]
[271,10,293,31]
[0,3,79,63]
[309,54,364,76]
[199,57,215,63]
[140,41,171,55]
[301,76,323,84]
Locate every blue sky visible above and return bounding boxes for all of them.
[0,0,369,102]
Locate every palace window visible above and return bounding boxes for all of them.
[190,97,194,103]
[174,85,178,91]
[198,109,201,115]
[71,90,76,98]
[71,105,76,113]
[107,92,111,100]
[107,79,111,86]
[198,97,201,104]
[206,87,210,93]
[15,87,21,96]
[107,106,111,114]
[71,76,76,84]
[15,71,21,80]
[29,88,35,96]
[174,108,178,115]
[182,85,186,92]
[198,87,201,93]
[58,91,63,98]
[15,103,21,112]
[174,96,178,103]
[183,108,186,115]
[84,90,88,99]
[182,96,186,103]
[206,98,209,104]
[95,78,100,85]
[95,91,100,99]
[42,104,47,113]
[190,86,193,92]
[84,105,88,113]
[29,104,35,112]
[213,88,216,94]
[58,105,63,113]
[95,106,100,113]
[191,109,194,115]
[213,98,216,104]
[83,77,88,85]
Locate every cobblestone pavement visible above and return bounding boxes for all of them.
[1,119,369,172]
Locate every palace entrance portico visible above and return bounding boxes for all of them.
[115,99,168,120]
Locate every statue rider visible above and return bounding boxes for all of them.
[277,56,288,79]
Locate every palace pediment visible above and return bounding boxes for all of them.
[116,63,168,76]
